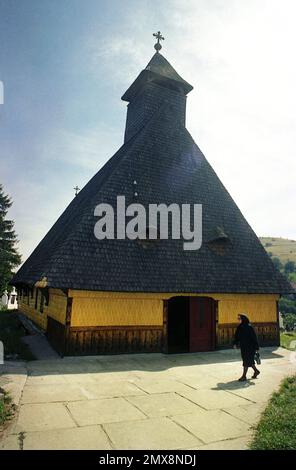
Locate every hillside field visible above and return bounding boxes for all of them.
[260,237,296,263]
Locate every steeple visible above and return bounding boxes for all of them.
[122,32,193,143]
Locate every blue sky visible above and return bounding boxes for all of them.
[0,0,295,262]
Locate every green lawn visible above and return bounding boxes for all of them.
[250,375,296,449]
[0,310,35,361]
[280,331,296,350]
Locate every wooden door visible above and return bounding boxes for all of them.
[189,297,216,352]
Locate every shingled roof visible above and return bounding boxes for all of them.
[12,50,293,294]
[122,52,193,101]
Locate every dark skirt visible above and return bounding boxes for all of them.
[240,345,256,367]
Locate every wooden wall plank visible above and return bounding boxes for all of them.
[64,325,163,356]
[217,322,279,348]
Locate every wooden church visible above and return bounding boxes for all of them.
[13,33,292,356]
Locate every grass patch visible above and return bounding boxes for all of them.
[0,310,35,360]
[0,387,15,426]
[250,375,296,450]
[280,331,296,350]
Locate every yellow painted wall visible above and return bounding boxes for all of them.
[213,294,278,324]
[71,297,163,327]
[19,295,47,330]
[18,288,67,330]
[47,289,68,324]
[69,290,278,327]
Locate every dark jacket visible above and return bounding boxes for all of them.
[233,323,259,350]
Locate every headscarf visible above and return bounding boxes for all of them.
[239,314,250,324]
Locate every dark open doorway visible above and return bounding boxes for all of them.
[167,296,217,353]
[167,297,189,353]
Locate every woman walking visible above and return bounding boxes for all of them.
[233,314,260,381]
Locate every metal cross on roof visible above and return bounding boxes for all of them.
[153,31,164,52]
[73,185,80,196]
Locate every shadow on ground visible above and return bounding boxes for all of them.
[212,380,257,391]
[0,342,286,379]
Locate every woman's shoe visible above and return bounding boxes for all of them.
[252,370,260,379]
[238,376,247,382]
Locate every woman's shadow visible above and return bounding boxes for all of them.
[212,379,257,391]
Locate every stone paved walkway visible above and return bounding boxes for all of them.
[0,347,295,450]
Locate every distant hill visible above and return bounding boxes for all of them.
[260,237,296,264]
[260,238,296,323]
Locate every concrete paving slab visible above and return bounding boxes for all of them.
[1,347,293,450]
[14,403,77,433]
[174,374,221,390]
[227,383,278,403]
[21,384,91,403]
[126,392,202,417]
[172,409,251,444]
[3,382,25,407]
[67,397,146,426]
[22,425,113,450]
[212,378,258,392]
[26,374,67,386]
[128,370,176,380]
[62,373,98,384]
[82,381,147,399]
[27,362,102,375]
[94,359,143,372]
[103,417,202,450]
[90,371,144,382]
[261,364,294,375]
[188,435,251,450]
[130,378,194,395]
[0,434,20,450]
[171,361,231,373]
[75,364,106,374]
[222,403,266,425]
[178,388,253,410]
[0,370,28,406]
[0,363,27,375]
[208,368,244,380]
[164,354,209,367]
[132,356,177,371]
[1,368,27,379]
[167,364,212,377]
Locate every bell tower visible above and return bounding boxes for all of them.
[121,32,193,143]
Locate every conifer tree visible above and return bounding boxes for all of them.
[0,184,21,295]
